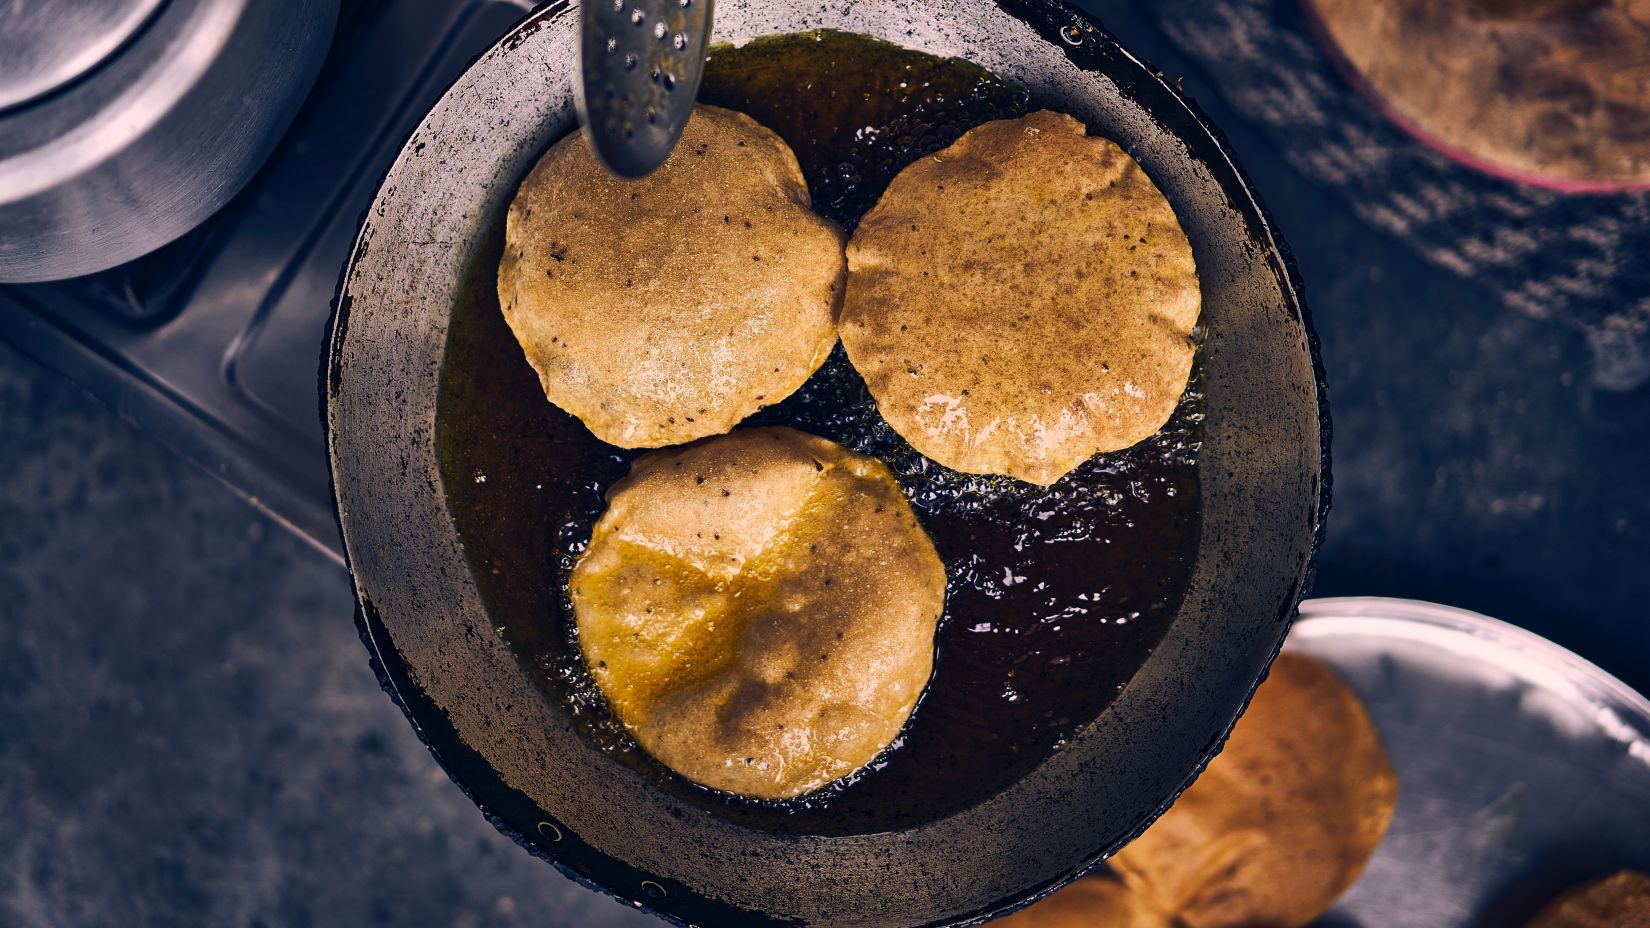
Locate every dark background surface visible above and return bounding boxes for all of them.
[2,2,1646,926]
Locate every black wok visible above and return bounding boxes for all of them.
[325,1,1329,924]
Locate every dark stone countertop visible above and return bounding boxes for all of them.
[1,3,1646,926]
[0,335,655,927]
[1097,0,1650,693]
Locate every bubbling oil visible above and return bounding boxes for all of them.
[435,30,1202,835]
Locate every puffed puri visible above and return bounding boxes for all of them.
[499,104,847,449]
[840,109,1201,486]
[569,427,948,800]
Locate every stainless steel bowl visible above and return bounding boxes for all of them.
[1295,598,1650,927]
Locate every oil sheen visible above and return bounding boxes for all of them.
[435,30,1203,835]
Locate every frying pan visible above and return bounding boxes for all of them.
[325,1,1329,925]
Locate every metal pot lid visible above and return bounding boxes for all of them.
[0,0,169,112]
[0,0,337,282]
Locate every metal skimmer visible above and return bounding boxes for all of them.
[577,0,714,177]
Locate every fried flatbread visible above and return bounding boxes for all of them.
[571,427,946,799]
[1527,871,1650,928]
[500,104,845,448]
[840,109,1200,485]
[1311,0,1650,187]
[1109,652,1398,928]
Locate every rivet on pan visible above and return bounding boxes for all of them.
[537,821,564,842]
[640,880,666,899]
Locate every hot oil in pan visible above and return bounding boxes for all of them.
[436,30,1202,835]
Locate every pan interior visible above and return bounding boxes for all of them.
[437,31,1205,836]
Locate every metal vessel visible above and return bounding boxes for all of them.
[325,1,1327,924]
[0,0,339,282]
[1296,598,1650,927]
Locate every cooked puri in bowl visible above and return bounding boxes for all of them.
[438,31,1206,830]
[1526,871,1650,928]
[996,652,1398,928]
[841,109,1201,485]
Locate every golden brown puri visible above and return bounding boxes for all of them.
[498,104,846,449]
[569,427,946,799]
[1309,0,1650,186]
[992,877,1174,928]
[1109,652,1398,928]
[1527,872,1650,928]
[839,109,1200,486]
